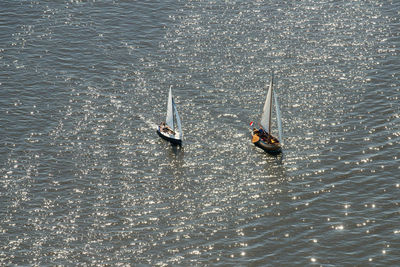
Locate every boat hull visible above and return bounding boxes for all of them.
[254,139,282,155]
[157,128,182,146]
[252,132,282,155]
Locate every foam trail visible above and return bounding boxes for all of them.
[138,114,158,130]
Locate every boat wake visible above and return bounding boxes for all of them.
[137,114,158,130]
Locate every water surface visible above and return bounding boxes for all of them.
[1,0,399,265]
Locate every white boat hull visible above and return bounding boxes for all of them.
[157,126,182,146]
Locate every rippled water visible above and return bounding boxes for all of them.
[1,0,399,265]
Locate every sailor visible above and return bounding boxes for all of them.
[258,128,269,140]
[160,122,168,133]
[160,122,175,135]
[252,129,260,143]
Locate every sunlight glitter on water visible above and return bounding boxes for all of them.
[1,0,399,266]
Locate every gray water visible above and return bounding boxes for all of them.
[1,0,399,266]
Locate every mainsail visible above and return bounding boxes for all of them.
[165,87,174,129]
[260,75,283,143]
[260,77,273,133]
[165,87,182,139]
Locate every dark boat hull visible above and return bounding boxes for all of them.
[157,129,182,146]
[252,134,282,155]
[254,140,282,155]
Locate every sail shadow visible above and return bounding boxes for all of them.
[168,143,185,170]
[170,143,184,156]
[274,151,284,165]
[261,151,284,165]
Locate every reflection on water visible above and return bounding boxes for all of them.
[0,0,399,266]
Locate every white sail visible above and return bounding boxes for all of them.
[274,90,283,144]
[173,99,183,139]
[260,77,273,133]
[165,87,174,129]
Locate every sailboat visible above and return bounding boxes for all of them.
[251,75,283,155]
[157,87,183,146]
